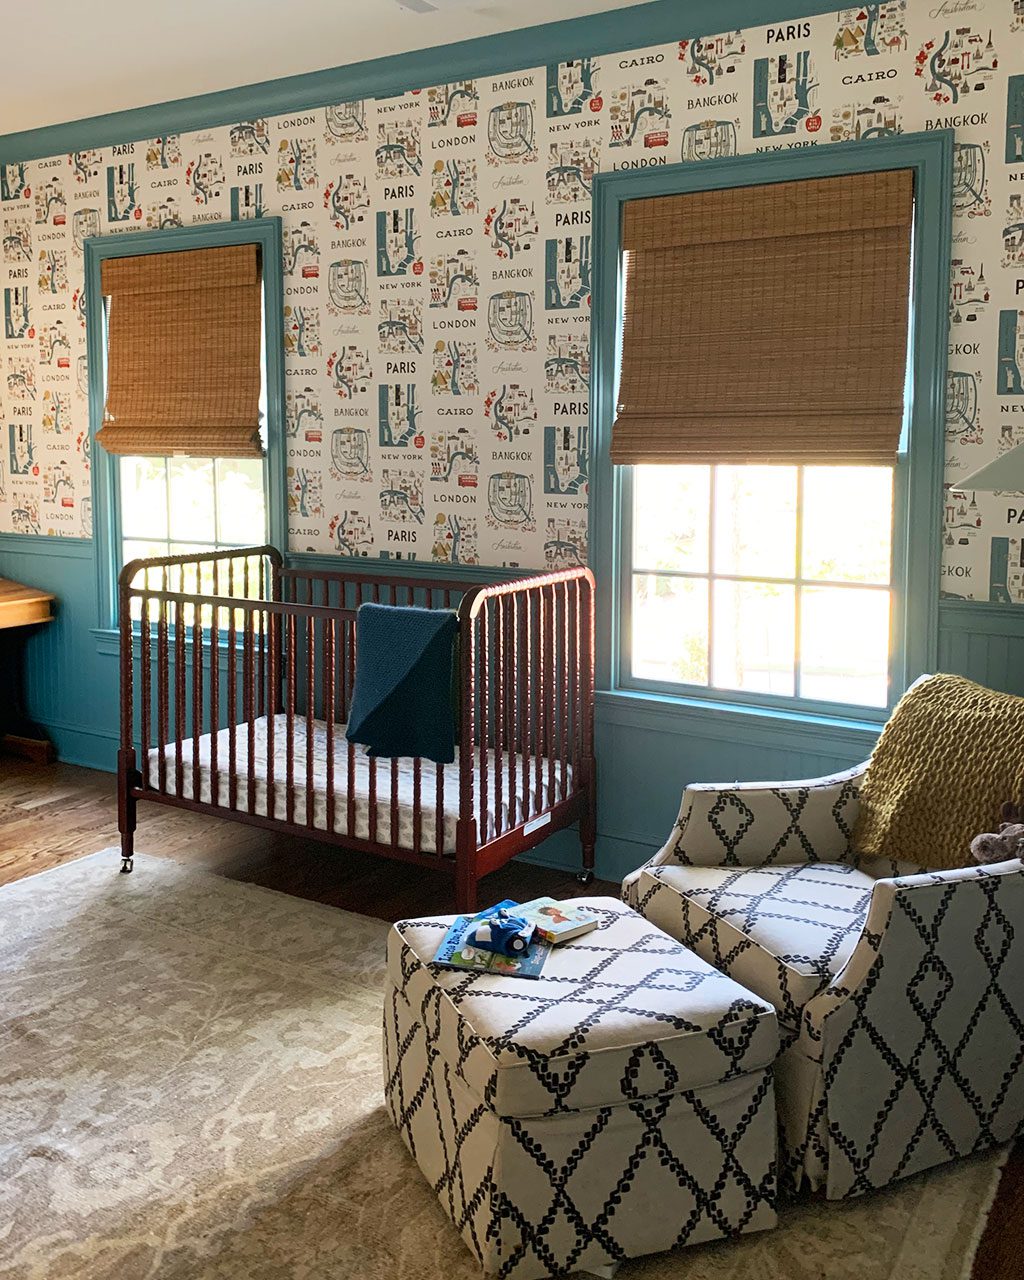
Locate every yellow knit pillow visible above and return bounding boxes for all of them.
[853,674,1024,871]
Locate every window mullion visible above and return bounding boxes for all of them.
[707,465,716,687]
[212,460,220,551]
[794,465,804,699]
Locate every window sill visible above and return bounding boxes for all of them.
[595,687,881,757]
[92,625,265,663]
[92,628,120,657]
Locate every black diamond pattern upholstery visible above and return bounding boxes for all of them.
[624,767,1024,1200]
[635,861,875,1031]
[384,899,779,1277]
[784,859,1024,1197]
[622,765,866,911]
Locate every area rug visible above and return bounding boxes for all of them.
[0,851,1008,1280]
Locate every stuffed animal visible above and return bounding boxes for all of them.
[970,802,1024,863]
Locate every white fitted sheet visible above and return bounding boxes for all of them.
[146,714,571,854]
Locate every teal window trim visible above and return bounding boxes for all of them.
[590,130,954,725]
[83,217,287,635]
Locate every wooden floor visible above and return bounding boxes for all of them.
[0,757,617,919]
[1,758,1020,1279]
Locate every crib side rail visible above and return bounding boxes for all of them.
[118,546,283,757]
[276,565,480,611]
[457,566,595,846]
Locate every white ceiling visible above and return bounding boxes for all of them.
[1,0,641,136]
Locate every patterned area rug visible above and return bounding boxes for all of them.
[0,852,1007,1280]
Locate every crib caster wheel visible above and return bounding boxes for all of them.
[120,857,134,874]
[576,870,594,887]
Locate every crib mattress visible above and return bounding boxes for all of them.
[145,714,571,855]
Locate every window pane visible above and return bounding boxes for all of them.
[714,466,797,579]
[123,539,169,616]
[712,580,795,697]
[801,586,890,708]
[631,574,708,686]
[120,457,168,539]
[169,544,218,594]
[633,465,709,573]
[123,539,169,580]
[168,457,216,543]
[167,543,217,626]
[802,466,893,585]
[216,457,267,545]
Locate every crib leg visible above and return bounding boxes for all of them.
[577,772,596,888]
[455,818,478,914]
[117,746,138,874]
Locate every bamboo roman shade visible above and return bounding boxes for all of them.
[98,243,263,458]
[612,169,914,466]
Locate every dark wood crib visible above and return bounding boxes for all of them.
[116,546,596,911]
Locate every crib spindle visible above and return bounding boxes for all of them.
[140,582,151,779]
[369,755,378,844]
[412,755,422,855]
[325,614,336,835]
[267,611,277,820]
[506,593,516,830]
[560,581,570,802]
[344,613,354,724]
[257,557,266,719]
[520,593,530,818]
[390,758,399,847]
[157,569,168,793]
[547,586,557,806]
[191,607,202,803]
[535,588,545,813]
[347,616,357,838]
[306,608,315,828]
[494,595,504,839]
[478,603,489,845]
[174,588,185,798]
[572,577,581,777]
[227,605,238,811]
[285,613,296,824]
[210,603,220,806]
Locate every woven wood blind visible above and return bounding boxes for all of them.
[613,169,914,466]
[98,243,263,458]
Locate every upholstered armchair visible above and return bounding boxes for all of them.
[623,683,1024,1200]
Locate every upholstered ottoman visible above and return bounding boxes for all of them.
[383,897,780,1279]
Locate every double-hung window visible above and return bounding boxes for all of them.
[602,154,945,718]
[86,222,286,627]
[630,462,895,708]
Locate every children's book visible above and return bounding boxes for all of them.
[432,915,551,979]
[515,897,599,944]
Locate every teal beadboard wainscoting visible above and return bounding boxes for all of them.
[5,531,1021,883]
[4,0,1024,885]
[938,603,1024,695]
[0,536,115,766]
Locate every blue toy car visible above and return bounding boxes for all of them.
[463,906,535,957]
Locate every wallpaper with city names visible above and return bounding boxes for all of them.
[2,1,1024,601]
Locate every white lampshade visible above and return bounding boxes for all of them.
[956,441,1024,493]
